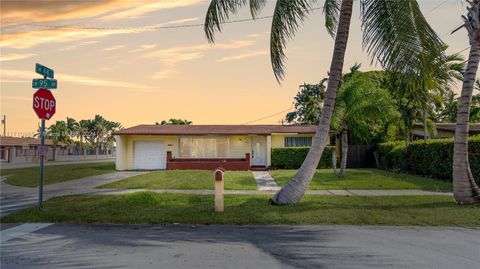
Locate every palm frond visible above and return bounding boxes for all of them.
[271,0,317,81]
[323,0,341,37]
[249,0,268,18]
[204,0,249,43]
[361,0,445,82]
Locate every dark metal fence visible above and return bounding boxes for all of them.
[346,144,376,168]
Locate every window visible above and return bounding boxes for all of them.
[285,136,312,147]
[180,137,228,158]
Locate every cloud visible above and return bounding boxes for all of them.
[1,96,31,102]
[0,53,35,62]
[104,45,125,51]
[1,0,202,24]
[1,69,152,91]
[129,44,157,53]
[146,40,255,64]
[151,69,176,80]
[99,1,203,21]
[1,16,202,49]
[217,50,268,62]
[59,40,99,51]
[0,27,154,49]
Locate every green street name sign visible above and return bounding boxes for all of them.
[32,79,57,89]
[35,63,54,78]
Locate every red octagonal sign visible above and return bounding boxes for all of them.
[33,88,56,120]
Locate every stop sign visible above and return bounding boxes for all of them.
[33,88,56,120]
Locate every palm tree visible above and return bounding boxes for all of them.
[46,120,70,159]
[452,0,480,204]
[77,120,90,158]
[205,0,444,204]
[420,52,465,141]
[65,117,78,153]
[332,71,397,177]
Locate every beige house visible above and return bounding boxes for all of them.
[114,124,319,170]
[412,123,480,139]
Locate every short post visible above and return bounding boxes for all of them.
[214,168,225,213]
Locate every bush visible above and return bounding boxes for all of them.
[271,147,332,169]
[378,136,480,183]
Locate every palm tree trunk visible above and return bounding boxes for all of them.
[423,109,428,141]
[339,127,348,177]
[453,44,480,204]
[331,147,338,176]
[271,0,354,205]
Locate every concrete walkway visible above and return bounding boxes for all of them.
[1,170,453,217]
[252,171,280,191]
[0,171,145,217]
[95,188,453,196]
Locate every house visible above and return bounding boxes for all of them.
[412,123,480,139]
[114,124,322,170]
[0,136,60,163]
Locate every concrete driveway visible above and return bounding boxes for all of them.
[0,171,145,217]
[1,224,479,269]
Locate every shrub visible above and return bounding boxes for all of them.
[271,147,332,169]
[378,136,480,183]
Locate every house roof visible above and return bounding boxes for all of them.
[413,123,480,133]
[114,124,321,136]
[0,136,56,146]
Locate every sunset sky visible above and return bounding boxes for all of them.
[0,0,473,135]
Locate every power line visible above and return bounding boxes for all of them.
[424,0,450,16]
[242,103,294,125]
[4,6,324,31]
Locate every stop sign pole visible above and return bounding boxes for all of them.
[32,63,56,211]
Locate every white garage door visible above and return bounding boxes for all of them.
[134,141,166,170]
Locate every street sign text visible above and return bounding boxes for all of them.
[33,88,56,120]
[32,78,57,89]
[35,63,54,78]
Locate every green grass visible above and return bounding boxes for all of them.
[1,162,116,187]
[2,192,478,226]
[270,169,452,191]
[99,170,257,190]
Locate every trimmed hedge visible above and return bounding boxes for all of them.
[378,136,480,183]
[271,147,332,169]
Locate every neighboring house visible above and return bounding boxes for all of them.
[114,124,323,170]
[0,136,114,164]
[0,136,61,163]
[412,123,480,139]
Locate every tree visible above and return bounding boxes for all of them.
[386,50,464,142]
[77,119,90,157]
[285,79,327,125]
[420,51,465,141]
[156,119,192,125]
[332,71,398,177]
[470,79,480,122]
[205,0,444,204]
[45,120,71,159]
[452,0,480,204]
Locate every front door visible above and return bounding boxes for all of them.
[251,137,265,166]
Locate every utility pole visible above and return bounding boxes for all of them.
[1,115,5,136]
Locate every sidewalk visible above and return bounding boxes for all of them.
[0,171,145,217]
[94,188,453,196]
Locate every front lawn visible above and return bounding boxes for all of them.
[2,162,116,187]
[98,170,257,190]
[2,192,478,226]
[270,168,452,191]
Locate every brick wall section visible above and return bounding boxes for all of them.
[166,152,251,171]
